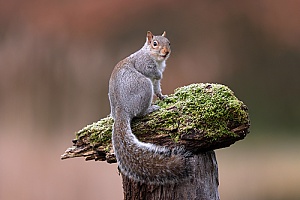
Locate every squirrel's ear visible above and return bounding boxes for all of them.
[162,31,166,37]
[147,31,153,44]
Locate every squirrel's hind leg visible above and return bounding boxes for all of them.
[134,105,160,119]
[145,105,160,115]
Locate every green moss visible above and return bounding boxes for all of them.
[76,117,113,146]
[75,83,249,151]
[154,83,249,141]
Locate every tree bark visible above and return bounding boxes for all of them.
[122,151,219,200]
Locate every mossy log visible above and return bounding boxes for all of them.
[61,83,250,163]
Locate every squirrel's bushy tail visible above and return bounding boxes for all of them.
[112,117,192,185]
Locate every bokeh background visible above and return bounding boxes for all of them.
[1,1,299,200]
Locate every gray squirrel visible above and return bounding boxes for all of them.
[109,31,192,184]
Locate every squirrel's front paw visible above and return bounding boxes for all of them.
[157,94,167,100]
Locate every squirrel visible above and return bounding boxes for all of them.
[108,31,192,184]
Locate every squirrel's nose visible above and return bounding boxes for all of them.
[162,47,170,55]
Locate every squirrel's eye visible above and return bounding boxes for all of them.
[153,41,158,47]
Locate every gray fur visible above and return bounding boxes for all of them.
[109,31,192,184]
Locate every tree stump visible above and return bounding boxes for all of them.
[122,151,219,200]
[61,83,250,200]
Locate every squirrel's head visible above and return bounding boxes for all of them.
[145,31,171,62]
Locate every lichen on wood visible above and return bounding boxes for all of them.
[61,83,250,162]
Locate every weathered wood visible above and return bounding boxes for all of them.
[61,83,250,200]
[122,151,220,200]
[61,83,250,163]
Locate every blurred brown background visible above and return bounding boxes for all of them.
[0,1,299,200]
